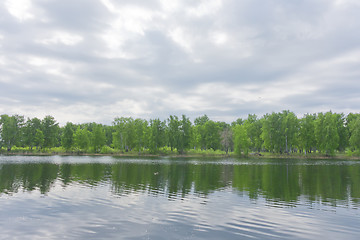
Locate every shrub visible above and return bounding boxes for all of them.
[100,146,116,154]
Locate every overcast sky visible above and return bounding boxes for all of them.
[0,0,359,125]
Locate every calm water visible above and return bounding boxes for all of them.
[0,156,359,239]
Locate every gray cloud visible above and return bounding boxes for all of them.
[0,0,359,124]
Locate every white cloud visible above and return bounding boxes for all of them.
[169,27,192,53]
[36,32,83,46]
[99,0,117,13]
[168,27,203,62]
[108,99,151,116]
[0,56,5,66]
[334,0,360,7]
[25,56,78,79]
[0,0,359,124]
[4,0,34,21]
[159,0,182,12]
[186,0,223,17]
[98,3,164,59]
[211,32,228,45]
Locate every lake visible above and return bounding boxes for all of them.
[0,155,359,239]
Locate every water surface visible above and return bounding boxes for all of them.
[0,155,359,239]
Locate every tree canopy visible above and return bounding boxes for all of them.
[0,111,358,156]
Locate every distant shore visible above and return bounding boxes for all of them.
[1,151,360,160]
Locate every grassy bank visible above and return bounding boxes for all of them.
[1,146,360,160]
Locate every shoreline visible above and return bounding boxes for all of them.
[1,151,360,160]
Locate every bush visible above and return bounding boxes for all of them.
[100,146,116,154]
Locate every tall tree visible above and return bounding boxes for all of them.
[41,116,59,149]
[349,115,360,151]
[194,115,210,150]
[61,122,74,151]
[233,124,250,157]
[167,115,180,151]
[334,113,347,152]
[148,118,166,153]
[261,112,282,153]
[91,124,106,153]
[134,118,148,151]
[244,114,263,152]
[281,110,299,153]
[113,117,136,151]
[34,129,45,150]
[23,117,42,150]
[204,120,221,150]
[74,126,90,151]
[0,114,24,151]
[299,114,316,154]
[178,115,192,153]
[315,112,339,155]
[220,126,233,155]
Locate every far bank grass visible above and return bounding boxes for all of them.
[1,146,360,160]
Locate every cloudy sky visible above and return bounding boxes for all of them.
[0,0,359,125]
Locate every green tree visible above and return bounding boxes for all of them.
[220,126,233,154]
[315,112,339,155]
[23,117,42,150]
[334,113,347,152]
[34,129,45,150]
[281,110,299,153]
[133,118,148,152]
[148,118,166,153]
[103,125,114,147]
[167,115,180,151]
[261,112,282,153]
[91,124,106,153]
[41,116,59,149]
[233,124,250,157]
[299,114,316,154]
[231,118,244,127]
[314,112,325,153]
[348,115,360,151]
[178,115,192,153]
[0,114,24,151]
[190,125,201,150]
[113,117,136,151]
[244,114,263,152]
[194,115,210,150]
[261,111,298,153]
[74,127,90,151]
[204,120,221,150]
[61,122,74,151]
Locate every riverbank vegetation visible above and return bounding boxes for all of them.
[1,111,360,158]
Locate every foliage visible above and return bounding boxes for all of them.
[41,115,59,149]
[73,126,90,152]
[299,114,316,154]
[61,122,74,151]
[148,118,166,153]
[1,111,358,157]
[23,117,42,150]
[348,114,360,151]
[100,145,117,154]
[233,124,250,157]
[220,127,233,154]
[34,129,45,150]
[0,114,24,151]
[91,124,106,153]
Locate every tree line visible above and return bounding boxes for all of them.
[1,110,360,156]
